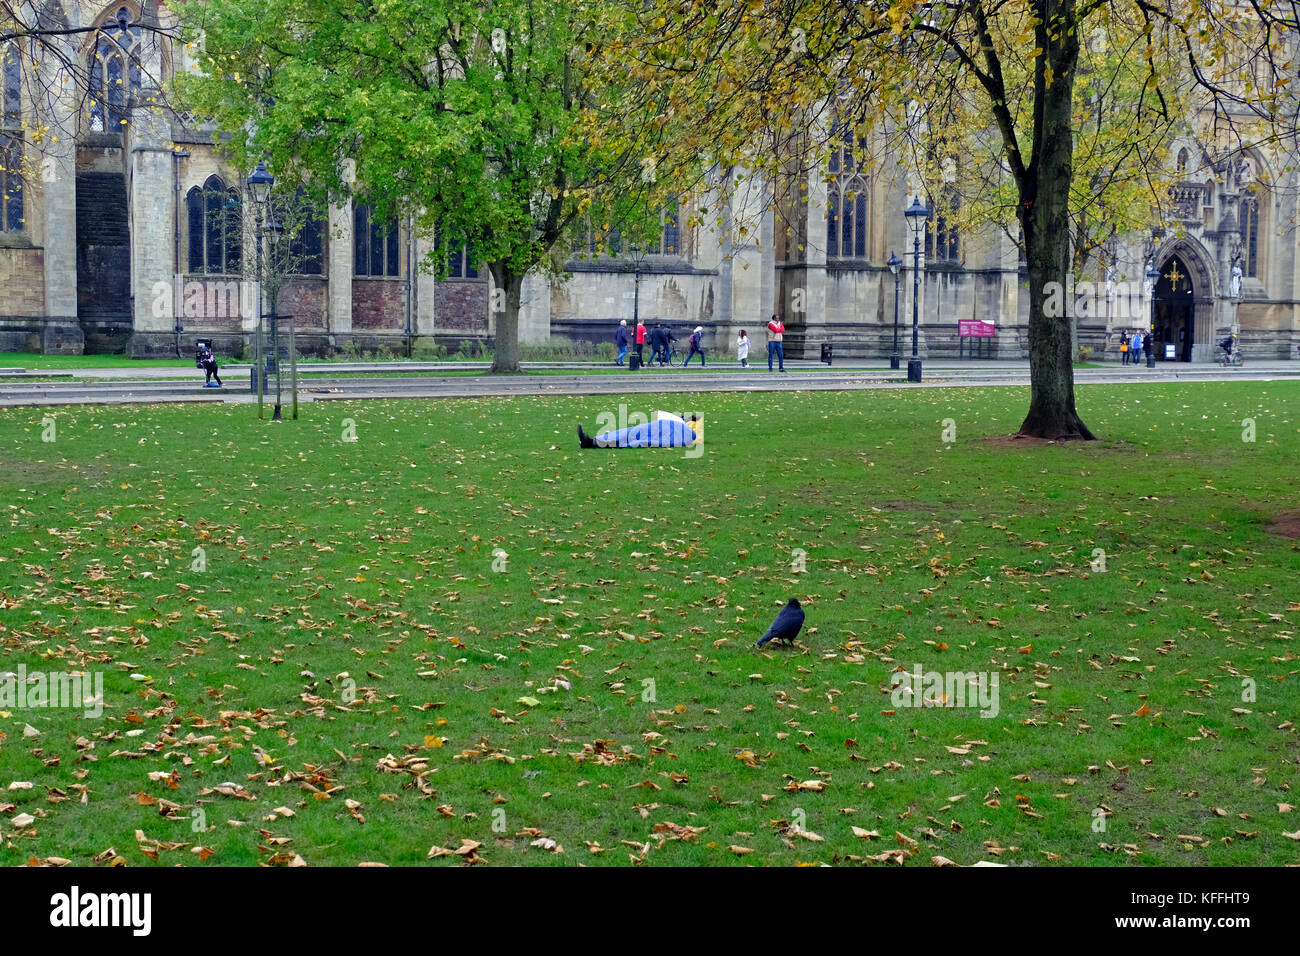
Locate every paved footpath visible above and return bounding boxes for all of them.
[1,359,1297,408]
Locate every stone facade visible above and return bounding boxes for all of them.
[1,2,1297,362]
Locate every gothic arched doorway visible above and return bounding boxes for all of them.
[1152,255,1196,361]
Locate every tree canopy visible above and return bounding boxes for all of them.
[175,0,673,372]
[592,0,1298,438]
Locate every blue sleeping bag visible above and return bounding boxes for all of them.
[595,419,697,448]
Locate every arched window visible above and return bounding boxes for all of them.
[659,204,680,256]
[1176,148,1189,176]
[826,123,868,258]
[825,184,840,255]
[925,197,960,261]
[1,42,22,233]
[435,224,478,278]
[89,8,143,132]
[355,204,399,276]
[1,42,18,128]
[286,190,323,275]
[1240,194,1260,278]
[187,176,241,274]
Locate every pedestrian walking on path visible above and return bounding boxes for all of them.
[615,320,628,366]
[685,326,707,367]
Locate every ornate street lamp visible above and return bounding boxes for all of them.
[904,196,929,382]
[887,252,902,370]
[630,243,643,327]
[246,161,274,418]
[247,160,273,205]
[627,242,648,367]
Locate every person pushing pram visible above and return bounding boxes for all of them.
[1219,332,1239,365]
[196,340,223,388]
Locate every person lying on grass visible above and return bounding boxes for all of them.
[578,412,700,448]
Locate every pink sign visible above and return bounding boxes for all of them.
[959,320,996,338]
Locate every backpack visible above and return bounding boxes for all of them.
[690,331,701,348]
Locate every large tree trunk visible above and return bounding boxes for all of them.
[1017,0,1096,441]
[489,263,524,374]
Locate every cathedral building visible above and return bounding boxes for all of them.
[2,2,1296,362]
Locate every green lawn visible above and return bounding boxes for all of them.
[0,382,1296,867]
[0,353,197,370]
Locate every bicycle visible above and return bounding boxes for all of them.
[1219,346,1244,367]
[661,344,683,368]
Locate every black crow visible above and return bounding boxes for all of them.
[757,597,805,647]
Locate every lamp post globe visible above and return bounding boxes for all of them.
[887,251,902,370]
[904,197,929,383]
[246,160,274,206]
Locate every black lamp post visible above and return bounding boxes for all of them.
[1145,262,1159,368]
[630,244,643,327]
[887,252,901,370]
[904,196,929,382]
[265,213,283,419]
[246,161,274,418]
[627,243,649,367]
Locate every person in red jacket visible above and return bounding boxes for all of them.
[635,318,647,365]
[766,314,786,372]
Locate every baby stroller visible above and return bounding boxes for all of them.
[195,339,223,387]
[1219,335,1243,367]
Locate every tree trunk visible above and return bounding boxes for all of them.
[1017,0,1096,441]
[489,264,524,374]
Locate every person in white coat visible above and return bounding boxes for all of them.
[737,329,751,367]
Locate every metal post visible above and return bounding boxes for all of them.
[891,269,900,370]
[255,213,264,419]
[909,230,922,383]
[288,314,298,420]
[272,307,282,420]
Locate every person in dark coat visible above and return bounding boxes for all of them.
[649,323,668,365]
[615,320,629,366]
[684,326,707,367]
